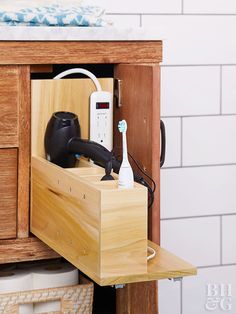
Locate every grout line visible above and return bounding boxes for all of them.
[180,279,183,314]
[180,117,183,167]
[198,263,236,269]
[106,12,145,15]
[162,162,236,170]
[220,65,223,114]
[139,14,142,27]
[220,216,223,265]
[161,64,236,67]
[161,113,236,118]
[108,12,236,16]
[181,0,184,14]
[161,212,236,221]
[107,12,236,16]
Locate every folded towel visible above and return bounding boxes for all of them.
[0,0,110,26]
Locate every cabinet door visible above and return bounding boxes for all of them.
[0,149,17,239]
[114,64,160,314]
[0,66,19,148]
[0,66,21,239]
[114,64,160,243]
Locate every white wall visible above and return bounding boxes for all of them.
[100,2,236,313]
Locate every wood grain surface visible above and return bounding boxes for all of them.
[31,156,147,286]
[114,64,160,243]
[31,157,197,286]
[117,281,158,314]
[0,41,162,65]
[31,78,113,157]
[0,237,59,263]
[0,66,19,147]
[0,149,17,239]
[17,66,31,238]
[30,64,53,73]
[114,64,161,314]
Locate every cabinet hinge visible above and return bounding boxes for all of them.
[112,284,126,289]
[169,277,183,282]
[114,79,122,108]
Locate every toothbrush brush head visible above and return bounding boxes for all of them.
[118,120,127,133]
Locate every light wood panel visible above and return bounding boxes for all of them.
[17,66,31,238]
[31,156,147,285]
[0,41,162,65]
[31,78,113,157]
[31,156,196,286]
[115,241,197,284]
[105,240,197,286]
[0,149,17,239]
[0,66,19,147]
[0,237,59,264]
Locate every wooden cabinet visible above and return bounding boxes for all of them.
[0,40,196,314]
[113,64,160,242]
[0,149,17,239]
[0,66,19,147]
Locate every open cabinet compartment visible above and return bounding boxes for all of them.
[30,68,197,286]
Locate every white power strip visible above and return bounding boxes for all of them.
[90,91,113,150]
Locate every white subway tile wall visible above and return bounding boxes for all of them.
[222,66,236,114]
[161,166,236,218]
[222,215,236,265]
[142,16,236,65]
[158,280,181,314]
[106,15,141,27]
[161,217,221,267]
[183,116,236,166]
[161,66,220,117]
[93,0,182,14]
[105,0,236,312]
[182,266,236,314]
[161,118,181,167]
[184,0,236,14]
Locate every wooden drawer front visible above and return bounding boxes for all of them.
[0,149,17,239]
[0,66,19,147]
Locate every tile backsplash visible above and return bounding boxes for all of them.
[106,3,236,313]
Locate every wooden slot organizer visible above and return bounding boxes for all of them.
[30,77,197,286]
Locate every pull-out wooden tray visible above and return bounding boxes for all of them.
[31,157,196,286]
[30,76,196,286]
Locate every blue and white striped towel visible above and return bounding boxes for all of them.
[0,1,110,26]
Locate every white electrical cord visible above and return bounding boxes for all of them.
[53,68,102,92]
[147,246,156,261]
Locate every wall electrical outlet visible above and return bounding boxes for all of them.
[90,91,113,150]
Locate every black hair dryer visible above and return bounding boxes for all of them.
[44,111,81,168]
[44,111,114,180]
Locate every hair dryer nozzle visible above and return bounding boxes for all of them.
[44,111,81,168]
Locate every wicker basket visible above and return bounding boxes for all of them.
[0,277,93,314]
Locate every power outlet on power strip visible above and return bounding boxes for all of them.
[90,91,113,150]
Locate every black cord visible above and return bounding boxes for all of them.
[112,151,156,209]
[127,153,156,209]
[128,153,156,193]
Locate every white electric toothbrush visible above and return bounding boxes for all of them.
[118,120,134,189]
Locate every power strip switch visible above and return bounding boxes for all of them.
[90,91,113,150]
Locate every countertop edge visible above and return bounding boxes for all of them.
[0,26,164,41]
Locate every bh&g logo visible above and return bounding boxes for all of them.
[205,284,232,311]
